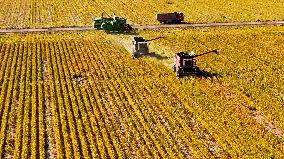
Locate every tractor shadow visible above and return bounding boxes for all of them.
[145,52,169,60]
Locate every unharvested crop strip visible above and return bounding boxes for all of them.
[0,43,19,158]
[30,42,39,158]
[46,41,65,159]
[0,43,5,65]
[10,0,21,28]
[4,43,24,158]
[12,42,28,159]
[41,41,57,159]
[0,43,9,85]
[85,39,163,158]
[0,43,14,127]
[69,40,125,158]
[37,42,47,159]
[55,40,92,158]
[78,0,96,18]
[68,39,124,158]
[20,41,33,159]
[76,39,155,158]
[91,38,169,158]
[48,0,63,27]
[35,0,41,25]
[61,40,103,158]
[61,39,109,159]
[59,0,78,25]
[50,41,79,158]
[79,40,150,158]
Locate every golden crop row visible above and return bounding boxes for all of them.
[0,0,284,28]
[0,30,284,158]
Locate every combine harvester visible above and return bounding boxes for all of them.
[131,36,164,58]
[93,13,133,32]
[173,49,219,77]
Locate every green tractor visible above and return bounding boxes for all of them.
[93,14,132,32]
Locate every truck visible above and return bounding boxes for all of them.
[156,12,184,24]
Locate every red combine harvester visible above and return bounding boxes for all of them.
[173,49,218,77]
[156,12,184,24]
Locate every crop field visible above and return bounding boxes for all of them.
[0,0,284,28]
[0,30,284,158]
[140,25,284,135]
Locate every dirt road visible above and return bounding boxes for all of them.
[134,20,284,30]
[0,20,284,34]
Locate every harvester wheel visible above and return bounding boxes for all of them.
[176,68,181,77]
[172,64,176,72]
[132,52,138,59]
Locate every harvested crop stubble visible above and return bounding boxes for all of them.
[140,25,284,153]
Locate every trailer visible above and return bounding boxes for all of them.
[156,12,184,24]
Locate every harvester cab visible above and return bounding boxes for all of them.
[173,49,218,77]
[132,36,164,58]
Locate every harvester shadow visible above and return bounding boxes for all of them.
[179,68,222,79]
[195,68,222,78]
[145,52,169,60]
